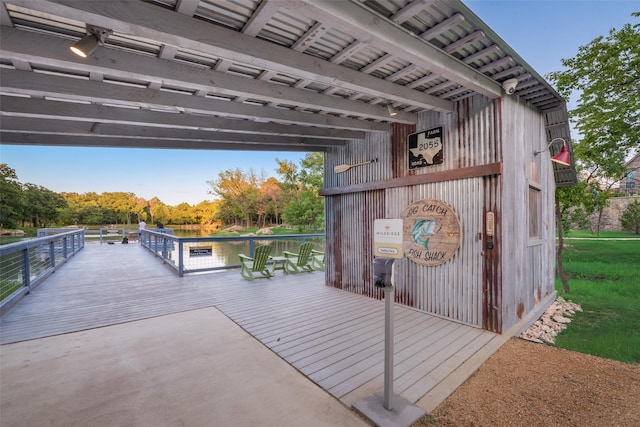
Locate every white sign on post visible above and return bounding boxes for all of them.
[373,219,403,259]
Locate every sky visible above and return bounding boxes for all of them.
[1,0,637,206]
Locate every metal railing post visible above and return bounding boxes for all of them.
[178,240,184,277]
[21,248,31,291]
[49,240,55,268]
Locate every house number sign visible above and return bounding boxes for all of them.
[408,126,444,169]
[400,199,461,266]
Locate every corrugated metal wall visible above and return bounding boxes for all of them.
[323,95,517,331]
[387,178,484,326]
[499,95,556,332]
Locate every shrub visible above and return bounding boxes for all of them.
[620,199,640,234]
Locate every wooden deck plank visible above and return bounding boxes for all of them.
[299,311,443,375]
[271,306,416,357]
[0,244,507,413]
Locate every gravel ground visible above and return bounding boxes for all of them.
[413,338,640,427]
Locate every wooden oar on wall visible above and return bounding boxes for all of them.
[333,158,378,174]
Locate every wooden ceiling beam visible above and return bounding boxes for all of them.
[0,69,392,131]
[0,116,348,147]
[0,27,417,124]
[9,0,452,112]
[292,0,502,99]
[0,96,366,139]
[0,132,325,152]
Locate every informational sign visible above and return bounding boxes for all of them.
[400,199,461,266]
[189,246,212,257]
[408,126,444,169]
[373,219,403,259]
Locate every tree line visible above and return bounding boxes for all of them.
[0,153,324,231]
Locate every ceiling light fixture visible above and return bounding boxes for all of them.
[387,105,397,117]
[535,137,571,166]
[70,25,112,58]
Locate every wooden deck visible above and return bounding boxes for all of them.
[0,244,511,412]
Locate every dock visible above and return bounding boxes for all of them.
[1,243,511,419]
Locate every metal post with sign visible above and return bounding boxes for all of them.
[353,219,425,427]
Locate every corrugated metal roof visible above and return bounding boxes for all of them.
[0,0,575,183]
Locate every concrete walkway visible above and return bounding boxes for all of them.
[0,307,369,427]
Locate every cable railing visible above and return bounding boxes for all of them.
[0,229,85,315]
[139,229,325,277]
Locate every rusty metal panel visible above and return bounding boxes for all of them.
[377,178,484,326]
[330,190,386,300]
[397,95,500,177]
[326,130,393,189]
[482,175,502,332]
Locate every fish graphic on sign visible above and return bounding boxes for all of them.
[411,219,442,249]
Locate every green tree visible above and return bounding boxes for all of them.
[208,168,262,227]
[299,152,324,190]
[21,183,67,227]
[620,199,640,234]
[193,200,217,225]
[277,153,324,231]
[169,202,195,225]
[148,197,166,224]
[282,189,324,232]
[99,192,137,224]
[548,16,640,167]
[260,177,282,227]
[0,163,24,229]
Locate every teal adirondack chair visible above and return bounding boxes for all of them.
[283,242,315,274]
[239,245,274,280]
[310,249,325,271]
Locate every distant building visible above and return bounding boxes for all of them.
[618,154,640,196]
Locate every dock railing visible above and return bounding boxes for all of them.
[0,229,85,314]
[139,229,325,277]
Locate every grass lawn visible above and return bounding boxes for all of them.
[210,226,321,236]
[565,229,638,239]
[554,235,640,363]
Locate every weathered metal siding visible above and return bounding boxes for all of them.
[387,178,484,326]
[482,174,502,332]
[391,95,500,176]
[324,95,508,330]
[326,133,393,189]
[324,131,392,293]
[500,95,556,332]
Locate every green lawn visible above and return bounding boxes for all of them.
[565,229,638,239]
[554,236,640,363]
[209,226,321,236]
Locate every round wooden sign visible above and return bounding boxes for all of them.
[400,199,462,266]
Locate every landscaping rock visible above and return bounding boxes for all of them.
[520,297,582,344]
